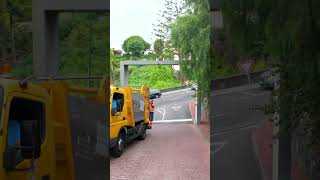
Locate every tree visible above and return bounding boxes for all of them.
[122,35,150,58]
[153,0,185,41]
[110,48,120,81]
[171,0,210,102]
[222,0,320,144]
[0,0,32,63]
[153,0,186,60]
[154,39,164,59]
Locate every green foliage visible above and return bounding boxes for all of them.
[11,55,32,78]
[58,13,109,87]
[0,0,32,62]
[111,49,121,80]
[222,0,320,143]
[122,36,150,58]
[171,0,210,102]
[154,39,164,59]
[128,66,182,89]
[9,12,109,89]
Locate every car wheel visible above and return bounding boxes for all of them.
[111,132,126,157]
[137,125,147,140]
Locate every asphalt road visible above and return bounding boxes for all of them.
[153,88,194,121]
[211,84,272,180]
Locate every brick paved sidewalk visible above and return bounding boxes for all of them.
[188,101,210,143]
[110,124,210,180]
[253,120,308,180]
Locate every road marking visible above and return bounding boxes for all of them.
[172,106,182,111]
[212,122,257,137]
[153,119,193,123]
[156,108,166,120]
[241,91,267,97]
[211,142,227,155]
[162,88,192,95]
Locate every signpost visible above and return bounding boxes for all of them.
[237,59,255,83]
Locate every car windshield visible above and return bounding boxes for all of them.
[0,86,3,124]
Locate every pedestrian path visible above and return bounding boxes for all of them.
[110,123,210,180]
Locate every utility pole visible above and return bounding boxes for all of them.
[272,69,292,180]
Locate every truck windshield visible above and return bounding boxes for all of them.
[0,86,3,124]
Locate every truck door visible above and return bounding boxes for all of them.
[1,92,53,180]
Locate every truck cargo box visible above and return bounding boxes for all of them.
[131,92,145,123]
[68,96,109,180]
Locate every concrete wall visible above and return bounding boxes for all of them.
[211,70,268,90]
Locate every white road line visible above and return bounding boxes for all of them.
[153,119,193,123]
[211,142,227,155]
[212,124,257,137]
[156,108,166,121]
[241,91,267,97]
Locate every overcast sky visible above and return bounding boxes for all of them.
[110,0,166,50]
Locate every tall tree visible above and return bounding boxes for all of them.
[154,39,164,60]
[122,35,150,59]
[171,0,210,102]
[222,0,320,144]
[153,0,186,60]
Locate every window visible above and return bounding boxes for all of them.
[7,98,45,146]
[112,93,124,113]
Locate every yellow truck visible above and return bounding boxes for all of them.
[0,77,109,180]
[110,85,151,157]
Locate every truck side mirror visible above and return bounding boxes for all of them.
[20,120,41,159]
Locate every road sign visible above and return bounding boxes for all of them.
[238,59,255,74]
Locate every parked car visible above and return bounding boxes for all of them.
[191,83,198,90]
[259,69,276,90]
[150,89,162,99]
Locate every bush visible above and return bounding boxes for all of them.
[128,66,182,89]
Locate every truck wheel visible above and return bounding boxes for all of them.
[137,125,147,140]
[111,132,126,157]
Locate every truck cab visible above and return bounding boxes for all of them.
[0,78,56,180]
[0,78,109,180]
[110,85,151,157]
